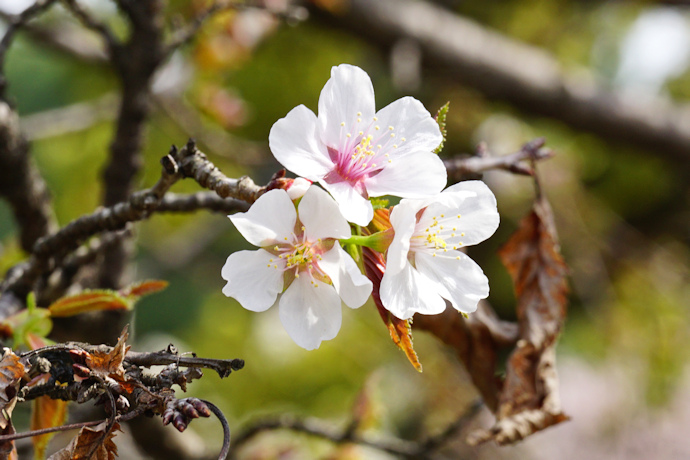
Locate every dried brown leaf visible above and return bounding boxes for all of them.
[470,194,569,445]
[47,421,120,460]
[0,351,26,430]
[85,326,130,381]
[0,422,17,460]
[498,196,568,347]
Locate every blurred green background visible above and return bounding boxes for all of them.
[2,0,690,458]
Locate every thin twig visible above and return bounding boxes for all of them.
[201,400,231,460]
[0,403,149,443]
[165,1,236,56]
[229,415,421,458]
[0,0,60,92]
[0,10,107,62]
[229,400,482,459]
[416,399,483,453]
[60,0,120,55]
[86,382,118,460]
[125,350,245,378]
[443,137,553,182]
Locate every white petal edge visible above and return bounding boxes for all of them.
[221,249,285,312]
[269,105,333,180]
[229,189,297,247]
[319,244,372,309]
[278,275,343,350]
[414,251,489,314]
[298,186,351,241]
[319,180,374,226]
[318,64,376,148]
[437,180,500,246]
[373,96,443,156]
[365,150,447,199]
[379,261,446,320]
[385,199,420,276]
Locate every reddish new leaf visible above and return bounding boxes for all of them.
[47,422,120,460]
[48,291,131,317]
[470,193,569,445]
[361,210,422,371]
[31,396,68,460]
[0,351,26,430]
[119,280,169,300]
[362,210,422,372]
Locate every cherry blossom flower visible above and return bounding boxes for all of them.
[380,181,500,320]
[221,186,372,350]
[269,64,447,226]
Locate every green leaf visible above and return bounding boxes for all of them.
[433,101,450,154]
[370,197,389,211]
[2,304,52,349]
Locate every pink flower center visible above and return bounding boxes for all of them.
[323,114,406,193]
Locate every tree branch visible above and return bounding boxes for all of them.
[444,137,554,182]
[312,0,690,167]
[0,141,267,304]
[157,192,249,214]
[96,0,165,289]
[0,10,107,63]
[230,399,482,459]
[0,102,58,254]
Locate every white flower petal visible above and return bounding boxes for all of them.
[438,180,500,246]
[298,186,351,241]
[319,244,372,309]
[380,261,446,320]
[319,180,374,226]
[318,64,376,148]
[229,189,296,247]
[415,251,489,314]
[269,105,333,180]
[385,200,420,276]
[279,275,342,350]
[222,249,285,312]
[365,150,447,199]
[373,96,443,156]
[287,177,312,200]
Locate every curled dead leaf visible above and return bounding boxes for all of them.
[469,192,569,445]
[84,326,130,380]
[0,350,26,431]
[47,421,120,460]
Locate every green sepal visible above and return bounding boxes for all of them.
[433,101,450,154]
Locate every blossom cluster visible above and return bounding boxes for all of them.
[222,65,500,350]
